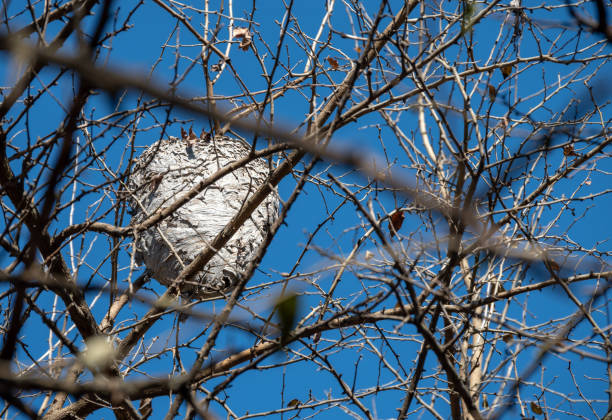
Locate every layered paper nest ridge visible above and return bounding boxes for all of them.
[127,134,279,298]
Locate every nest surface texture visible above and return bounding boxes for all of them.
[128,135,279,298]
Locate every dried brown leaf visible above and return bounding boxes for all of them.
[530,402,543,415]
[232,27,249,38]
[500,63,513,78]
[389,210,405,237]
[232,27,252,51]
[563,144,579,157]
[187,125,197,146]
[327,57,339,70]
[488,84,496,101]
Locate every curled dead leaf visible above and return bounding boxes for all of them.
[488,84,496,101]
[200,128,209,140]
[389,210,405,237]
[327,57,339,70]
[563,144,579,157]
[232,27,252,51]
[500,63,513,78]
[187,126,198,146]
[530,401,543,415]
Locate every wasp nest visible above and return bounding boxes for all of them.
[127,130,279,298]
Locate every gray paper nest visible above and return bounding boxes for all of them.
[127,133,279,298]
